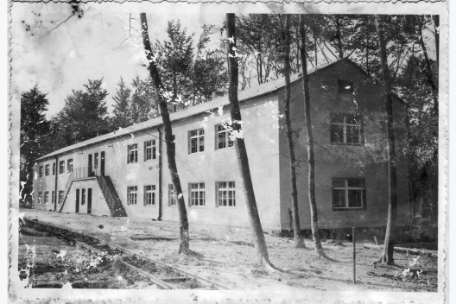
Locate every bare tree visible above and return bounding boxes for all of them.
[280,15,305,248]
[375,15,398,265]
[140,13,190,254]
[226,13,274,268]
[299,15,325,257]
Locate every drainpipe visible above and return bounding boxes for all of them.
[54,156,59,212]
[158,126,163,221]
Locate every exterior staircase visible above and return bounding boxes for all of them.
[96,175,127,217]
[58,172,74,213]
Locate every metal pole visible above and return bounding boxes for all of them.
[353,227,356,284]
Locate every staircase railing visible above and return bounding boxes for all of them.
[96,175,117,212]
[58,171,74,212]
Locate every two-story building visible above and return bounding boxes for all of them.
[33,58,411,231]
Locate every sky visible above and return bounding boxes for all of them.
[10,2,232,118]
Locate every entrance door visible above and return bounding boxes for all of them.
[75,189,80,213]
[100,151,105,176]
[88,154,93,177]
[87,188,92,214]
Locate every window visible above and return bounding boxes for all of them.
[38,191,42,203]
[127,186,138,205]
[45,165,50,176]
[67,159,73,172]
[144,140,156,161]
[39,166,43,178]
[44,191,49,204]
[58,191,64,204]
[332,178,366,210]
[52,191,55,205]
[215,125,233,150]
[168,184,177,206]
[59,161,65,174]
[127,144,138,164]
[144,185,156,206]
[338,79,354,94]
[330,113,363,145]
[189,129,205,153]
[52,163,56,175]
[216,181,236,207]
[189,183,205,207]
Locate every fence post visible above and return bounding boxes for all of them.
[353,227,356,284]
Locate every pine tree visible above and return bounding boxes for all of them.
[112,77,132,129]
[20,86,50,205]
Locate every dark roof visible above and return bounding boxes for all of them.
[37,58,379,161]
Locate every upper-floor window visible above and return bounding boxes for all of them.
[330,113,363,145]
[45,164,50,176]
[144,140,156,161]
[67,159,73,172]
[144,185,156,206]
[215,125,233,150]
[39,166,43,178]
[338,79,354,94]
[127,186,138,205]
[216,181,236,207]
[189,129,204,154]
[332,178,366,210]
[168,184,177,206]
[127,144,138,164]
[189,183,205,207]
[52,163,56,175]
[59,161,65,174]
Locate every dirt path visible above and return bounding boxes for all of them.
[20,209,438,292]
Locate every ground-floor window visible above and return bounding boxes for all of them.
[216,181,236,207]
[189,183,205,207]
[44,191,49,204]
[168,184,177,206]
[38,191,42,203]
[127,186,138,205]
[58,191,64,204]
[52,191,55,204]
[144,185,156,206]
[332,178,366,210]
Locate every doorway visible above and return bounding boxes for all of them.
[87,188,92,214]
[75,189,80,213]
[100,151,105,176]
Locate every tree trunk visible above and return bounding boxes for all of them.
[281,16,305,249]
[226,13,273,268]
[140,13,190,254]
[417,17,438,115]
[299,15,324,257]
[375,15,398,265]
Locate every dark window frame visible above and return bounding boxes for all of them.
[188,183,205,207]
[144,185,156,206]
[215,124,234,150]
[330,113,364,146]
[58,190,64,204]
[45,164,50,176]
[127,186,138,205]
[127,144,138,164]
[67,159,73,173]
[144,140,156,161]
[39,166,43,178]
[59,161,65,174]
[331,178,366,211]
[52,163,56,175]
[188,129,205,154]
[216,181,236,207]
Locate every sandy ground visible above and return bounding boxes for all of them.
[19,209,438,292]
